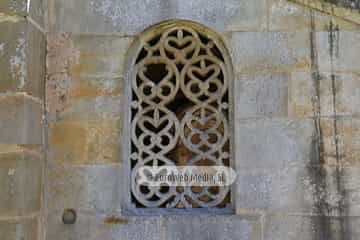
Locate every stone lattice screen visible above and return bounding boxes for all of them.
[124,20,234,211]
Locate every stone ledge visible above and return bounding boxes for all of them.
[289,0,360,25]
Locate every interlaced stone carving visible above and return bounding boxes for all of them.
[129,21,232,209]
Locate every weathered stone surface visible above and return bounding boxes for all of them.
[46,34,129,121]
[318,117,360,167]
[314,10,360,31]
[0,19,27,93]
[316,31,360,73]
[337,118,360,166]
[0,144,40,154]
[264,215,318,240]
[290,0,360,26]
[341,167,360,216]
[49,119,121,164]
[71,76,123,97]
[264,215,360,240]
[0,0,27,16]
[57,96,123,122]
[47,164,122,212]
[70,35,132,78]
[0,95,42,144]
[49,0,267,34]
[29,0,46,28]
[269,0,311,31]
[334,73,360,117]
[0,218,38,240]
[288,72,316,117]
[26,18,46,98]
[162,215,261,240]
[237,161,360,217]
[38,1,360,239]
[236,166,316,213]
[47,212,161,240]
[0,19,45,98]
[235,118,315,168]
[290,72,335,117]
[230,31,310,74]
[0,151,43,215]
[46,33,80,117]
[235,73,289,118]
[288,72,359,118]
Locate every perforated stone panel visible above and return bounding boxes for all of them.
[125,20,234,210]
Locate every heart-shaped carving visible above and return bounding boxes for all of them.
[164,36,197,55]
[139,115,172,134]
[188,64,220,83]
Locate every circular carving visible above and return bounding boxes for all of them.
[132,106,180,156]
[180,105,228,155]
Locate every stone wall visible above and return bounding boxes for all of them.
[44,1,360,239]
[0,0,46,239]
[1,0,360,239]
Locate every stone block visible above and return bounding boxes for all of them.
[236,161,360,217]
[47,164,122,213]
[71,76,123,98]
[236,166,317,213]
[50,0,267,34]
[319,117,360,167]
[0,151,43,216]
[69,35,132,79]
[49,119,121,164]
[337,118,360,167]
[263,215,360,240]
[0,0,27,16]
[58,96,123,122]
[269,0,311,31]
[235,118,315,168]
[288,72,359,118]
[0,218,38,240]
[341,167,360,216]
[264,215,317,240]
[230,31,311,74]
[46,34,128,119]
[235,73,289,119]
[334,73,360,117]
[0,19,45,98]
[316,31,360,73]
[46,212,161,240]
[162,215,261,240]
[288,72,316,117]
[0,95,42,144]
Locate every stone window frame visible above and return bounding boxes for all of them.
[121,19,236,216]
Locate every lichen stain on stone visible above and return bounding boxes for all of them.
[307,13,350,239]
[46,33,80,120]
[104,216,128,225]
[10,37,27,90]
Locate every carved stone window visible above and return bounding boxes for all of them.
[124,20,234,212]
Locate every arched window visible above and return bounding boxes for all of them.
[123,20,234,213]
